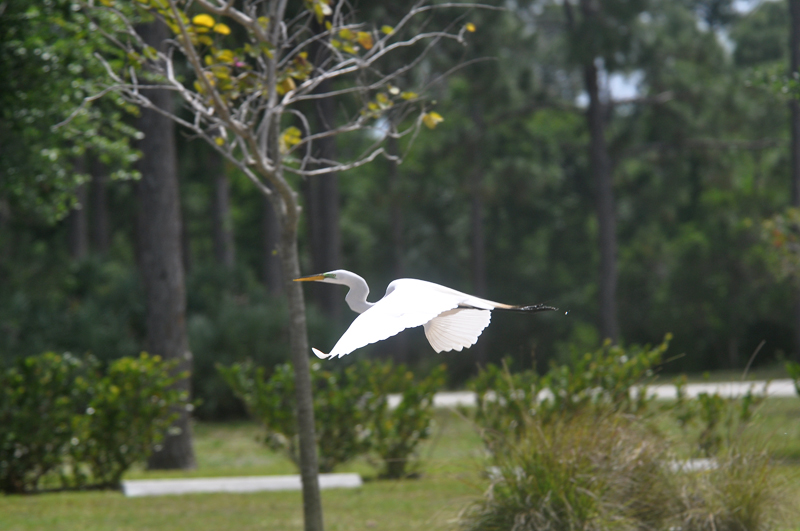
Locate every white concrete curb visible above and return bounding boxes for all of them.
[121,473,362,497]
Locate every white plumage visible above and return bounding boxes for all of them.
[294,270,556,359]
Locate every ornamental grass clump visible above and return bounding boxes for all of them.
[461,337,792,531]
[677,448,787,531]
[460,412,678,531]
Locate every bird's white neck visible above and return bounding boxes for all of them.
[344,280,374,314]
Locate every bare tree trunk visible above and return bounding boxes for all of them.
[67,177,88,261]
[790,0,800,362]
[263,193,283,294]
[136,19,195,471]
[89,158,110,255]
[584,59,619,344]
[278,194,324,531]
[210,151,236,269]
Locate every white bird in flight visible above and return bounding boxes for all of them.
[294,269,556,359]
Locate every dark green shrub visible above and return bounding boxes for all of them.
[219,360,383,473]
[75,354,189,488]
[670,375,766,457]
[0,352,187,493]
[0,352,88,493]
[787,360,800,396]
[371,364,446,479]
[467,336,669,451]
[219,359,444,477]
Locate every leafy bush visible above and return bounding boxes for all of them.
[0,352,88,493]
[467,336,669,450]
[219,359,444,477]
[0,352,187,493]
[787,360,800,396]
[371,364,446,479]
[669,375,766,457]
[74,355,190,488]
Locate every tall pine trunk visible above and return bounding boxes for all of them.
[135,19,195,471]
[584,60,619,344]
[210,151,236,270]
[469,107,488,363]
[304,27,342,320]
[790,0,800,362]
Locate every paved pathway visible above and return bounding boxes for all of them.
[388,378,798,409]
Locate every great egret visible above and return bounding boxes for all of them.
[294,269,556,359]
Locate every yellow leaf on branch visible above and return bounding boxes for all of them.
[279,126,303,153]
[357,32,373,50]
[192,14,215,28]
[422,111,444,129]
[213,23,231,35]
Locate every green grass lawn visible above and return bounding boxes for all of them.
[2,398,800,531]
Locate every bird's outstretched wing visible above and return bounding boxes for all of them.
[423,308,491,353]
[312,288,461,359]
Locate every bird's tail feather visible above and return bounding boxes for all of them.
[495,303,557,313]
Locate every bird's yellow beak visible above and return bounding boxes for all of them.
[293,274,326,282]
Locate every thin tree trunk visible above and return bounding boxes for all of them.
[262,193,283,294]
[210,151,236,269]
[790,0,800,362]
[67,178,88,261]
[135,19,195,471]
[584,59,620,344]
[279,194,324,531]
[266,95,323,529]
[89,158,110,255]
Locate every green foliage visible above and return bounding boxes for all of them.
[74,354,190,488]
[0,352,87,494]
[788,360,800,396]
[0,0,139,222]
[467,336,669,450]
[670,375,766,457]
[0,352,187,493]
[219,359,444,477]
[762,207,800,287]
[461,410,786,531]
[371,364,445,479]
[462,336,787,531]
[677,448,785,531]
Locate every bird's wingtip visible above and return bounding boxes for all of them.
[312,348,332,359]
